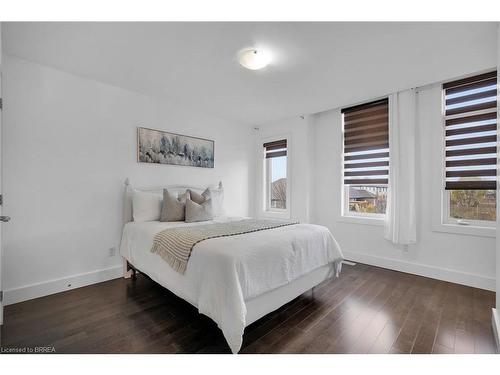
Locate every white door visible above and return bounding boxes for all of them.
[0,68,3,326]
[0,22,11,327]
[0,22,4,324]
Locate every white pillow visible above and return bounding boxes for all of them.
[132,190,163,222]
[203,182,225,217]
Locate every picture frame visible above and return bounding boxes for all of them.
[137,126,215,168]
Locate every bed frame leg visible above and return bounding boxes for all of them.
[126,261,137,280]
[123,258,132,279]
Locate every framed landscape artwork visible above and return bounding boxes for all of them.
[137,127,215,168]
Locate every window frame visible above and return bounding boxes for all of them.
[342,185,387,221]
[442,190,496,229]
[434,73,497,237]
[260,134,291,219]
[265,155,288,212]
[340,100,389,223]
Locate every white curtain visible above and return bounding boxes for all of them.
[384,89,417,245]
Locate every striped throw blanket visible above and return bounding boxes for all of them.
[151,219,298,274]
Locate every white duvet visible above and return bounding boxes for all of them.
[119,217,343,353]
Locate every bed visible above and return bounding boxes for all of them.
[119,180,344,353]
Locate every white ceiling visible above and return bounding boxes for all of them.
[2,22,497,125]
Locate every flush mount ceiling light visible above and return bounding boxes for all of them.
[238,49,271,70]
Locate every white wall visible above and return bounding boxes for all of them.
[253,116,314,223]
[312,84,496,291]
[2,55,254,304]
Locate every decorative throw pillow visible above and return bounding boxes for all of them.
[185,197,214,223]
[160,189,189,222]
[187,189,206,205]
[132,190,163,222]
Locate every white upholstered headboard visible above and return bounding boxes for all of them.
[122,178,222,224]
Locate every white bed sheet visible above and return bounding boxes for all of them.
[119,217,343,353]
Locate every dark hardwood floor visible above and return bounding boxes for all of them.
[1,263,497,354]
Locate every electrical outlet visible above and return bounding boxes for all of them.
[108,247,117,257]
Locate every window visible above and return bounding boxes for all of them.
[442,71,497,226]
[263,139,288,211]
[342,99,389,218]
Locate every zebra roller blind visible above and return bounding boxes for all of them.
[263,139,287,158]
[342,99,389,185]
[443,71,497,190]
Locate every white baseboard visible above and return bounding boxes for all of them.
[3,265,123,306]
[493,309,500,353]
[2,252,494,305]
[343,250,495,291]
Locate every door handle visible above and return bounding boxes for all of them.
[0,216,11,222]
